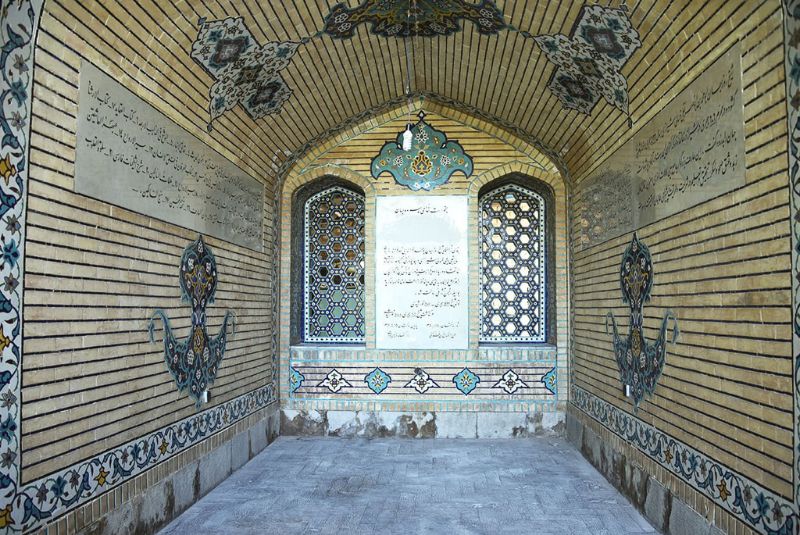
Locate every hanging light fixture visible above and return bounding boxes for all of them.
[401,0,419,152]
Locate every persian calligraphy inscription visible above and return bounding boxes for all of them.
[75,61,264,250]
[375,196,469,350]
[574,44,745,251]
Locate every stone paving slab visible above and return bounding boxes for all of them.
[159,436,656,535]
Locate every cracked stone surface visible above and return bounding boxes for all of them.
[159,436,656,535]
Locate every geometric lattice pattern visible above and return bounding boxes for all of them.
[479,184,546,342]
[304,187,365,342]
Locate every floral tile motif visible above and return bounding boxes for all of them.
[0,0,43,530]
[148,236,235,407]
[191,17,300,126]
[323,0,506,39]
[452,368,480,395]
[605,234,678,408]
[404,368,439,394]
[541,367,556,395]
[573,386,796,535]
[371,111,473,191]
[493,370,528,394]
[533,5,641,118]
[318,369,352,393]
[18,385,276,532]
[364,368,392,394]
[289,367,305,393]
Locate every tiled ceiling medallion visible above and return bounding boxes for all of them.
[191,17,301,128]
[532,5,641,121]
[189,3,640,131]
[322,0,506,38]
[371,111,473,191]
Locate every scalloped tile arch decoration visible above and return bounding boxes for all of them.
[371,111,473,190]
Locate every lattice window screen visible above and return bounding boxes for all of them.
[304,187,365,342]
[479,184,546,342]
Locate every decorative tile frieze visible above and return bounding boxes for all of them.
[572,386,796,535]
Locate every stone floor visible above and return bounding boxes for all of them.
[159,436,656,535]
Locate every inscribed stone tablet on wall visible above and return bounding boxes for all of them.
[75,61,264,251]
[574,44,745,251]
[375,196,469,350]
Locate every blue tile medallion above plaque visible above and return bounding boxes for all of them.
[371,112,473,191]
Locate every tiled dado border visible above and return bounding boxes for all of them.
[572,387,796,534]
[287,347,558,412]
[22,385,276,534]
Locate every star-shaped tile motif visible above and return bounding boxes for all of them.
[493,370,529,394]
[318,369,351,393]
[404,368,439,394]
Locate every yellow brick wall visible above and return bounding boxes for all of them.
[570,0,792,503]
[22,1,277,483]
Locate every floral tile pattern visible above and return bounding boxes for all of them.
[453,368,480,395]
[364,368,392,394]
[493,370,528,394]
[0,0,43,529]
[371,111,473,191]
[191,17,300,126]
[605,234,678,408]
[533,5,641,119]
[573,386,796,535]
[322,0,506,39]
[148,236,235,407]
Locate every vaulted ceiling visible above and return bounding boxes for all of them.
[183,0,645,181]
[47,0,764,188]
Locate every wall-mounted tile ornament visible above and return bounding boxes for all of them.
[318,369,351,393]
[371,111,473,191]
[405,368,439,394]
[289,367,305,393]
[453,368,480,395]
[605,234,678,408]
[532,5,641,121]
[148,236,235,407]
[323,0,505,39]
[365,368,392,394]
[541,367,556,395]
[493,370,528,394]
[191,17,300,128]
[288,352,557,410]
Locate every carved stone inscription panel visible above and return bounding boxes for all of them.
[375,196,469,350]
[75,61,265,250]
[575,44,745,250]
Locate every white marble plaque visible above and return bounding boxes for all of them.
[575,44,745,250]
[75,61,264,250]
[376,196,469,350]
